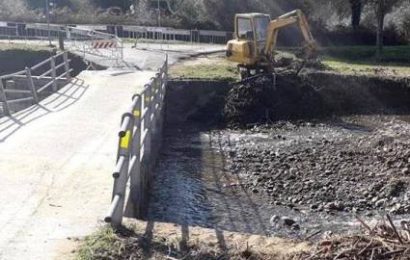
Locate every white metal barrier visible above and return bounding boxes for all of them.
[65,26,124,62]
[0,21,231,45]
[0,51,72,116]
[105,55,168,227]
[0,22,124,63]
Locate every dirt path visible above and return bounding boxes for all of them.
[0,69,154,260]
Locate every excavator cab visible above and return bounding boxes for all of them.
[226,13,271,67]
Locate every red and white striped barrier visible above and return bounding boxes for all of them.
[92,40,117,49]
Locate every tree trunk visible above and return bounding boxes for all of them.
[376,0,385,59]
[350,0,362,30]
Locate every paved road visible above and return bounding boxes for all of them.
[78,42,224,69]
[0,70,155,259]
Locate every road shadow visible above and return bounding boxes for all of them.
[0,78,89,142]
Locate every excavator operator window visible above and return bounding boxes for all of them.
[254,16,270,41]
[237,17,253,40]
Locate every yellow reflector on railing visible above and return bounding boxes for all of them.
[133,110,141,118]
[120,130,131,149]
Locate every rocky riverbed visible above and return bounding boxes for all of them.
[215,115,410,216]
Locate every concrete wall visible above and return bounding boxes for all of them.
[166,80,231,127]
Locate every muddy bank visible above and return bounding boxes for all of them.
[225,72,410,127]
[169,72,410,128]
[0,49,87,77]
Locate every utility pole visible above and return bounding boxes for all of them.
[157,0,161,27]
[46,0,52,46]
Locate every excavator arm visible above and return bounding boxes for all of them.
[264,10,317,59]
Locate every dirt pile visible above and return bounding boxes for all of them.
[220,117,410,215]
[224,70,410,127]
[224,73,327,127]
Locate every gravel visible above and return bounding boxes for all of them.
[213,116,410,215]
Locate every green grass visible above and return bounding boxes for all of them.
[322,58,410,76]
[76,226,118,260]
[169,46,410,79]
[169,58,239,81]
[75,224,271,260]
[0,42,53,51]
[322,45,410,63]
[321,45,410,76]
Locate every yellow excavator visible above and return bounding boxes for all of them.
[226,9,317,79]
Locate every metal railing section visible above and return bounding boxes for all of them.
[0,51,72,116]
[0,22,123,63]
[105,55,168,227]
[0,21,231,45]
[65,26,124,62]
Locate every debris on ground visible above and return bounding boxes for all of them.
[293,215,410,259]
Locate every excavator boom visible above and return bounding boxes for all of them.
[264,10,316,58]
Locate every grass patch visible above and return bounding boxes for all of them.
[170,46,410,79]
[322,45,410,63]
[321,45,410,76]
[322,58,410,76]
[76,226,118,260]
[75,225,273,260]
[0,42,53,51]
[169,57,239,81]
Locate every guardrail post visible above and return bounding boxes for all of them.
[51,56,57,91]
[0,79,10,116]
[110,112,134,227]
[63,52,71,80]
[25,67,39,104]
[140,84,153,207]
[145,84,153,167]
[130,96,142,217]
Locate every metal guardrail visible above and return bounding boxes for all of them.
[0,21,231,45]
[0,22,124,63]
[105,55,168,227]
[0,51,72,116]
[122,26,232,45]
